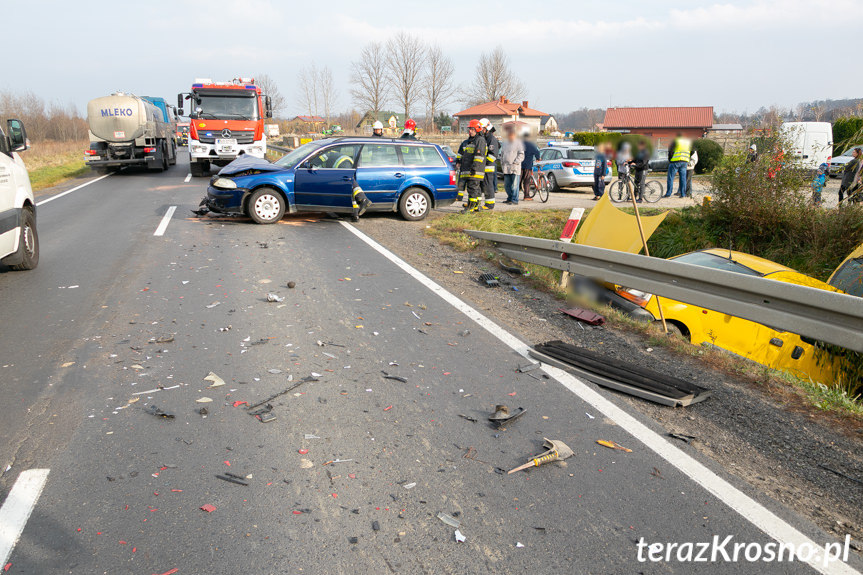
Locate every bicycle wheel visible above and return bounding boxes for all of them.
[538,175,550,202]
[610,180,628,203]
[643,180,664,203]
[524,175,536,199]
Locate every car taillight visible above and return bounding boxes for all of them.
[449,170,456,185]
[84,149,98,156]
[144,147,157,153]
[562,161,579,168]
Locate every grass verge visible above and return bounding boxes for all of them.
[425,208,863,418]
[29,160,89,191]
[23,139,91,192]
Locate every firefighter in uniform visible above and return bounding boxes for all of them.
[457,119,487,213]
[479,118,499,209]
[400,118,418,140]
[372,121,384,137]
[327,151,372,223]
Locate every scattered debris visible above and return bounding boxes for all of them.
[458,414,478,423]
[216,474,249,486]
[559,307,606,326]
[372,520,380,531]
[200,504,216,513]
[304,434,321,439]
[153,335,175,344]
[232,401,247,408]
[245,380,307,411]
[458,330,470,337]
[206,302,221,309]
[381,371,407,383]
[323,459,352,466]
[60,361,76,368]
[204,372,225,388]
[195,397,213,403]
[498,260,524,275]
[488,405,527,428]
[145,405,175,419]
[266,293,285,303]
[651,467,664,479]
[437,512,460,528]
[403,482,416,490]
[516,363,540,373]
[198,407,209,416]
[218,325,232,332]
[669,432,697,444]
[267,368,282,374]
[508,438,574,474]
[819,464,863,486]
[348,537,359,544]
[516,542,525,548]
[585,413,595,419]
[454,529,466,543]
[287,281,296,288]
[597,440,632,453]
[478,273,499,287]
[531,341,712,407]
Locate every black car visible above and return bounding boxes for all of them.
[648,149,669,172]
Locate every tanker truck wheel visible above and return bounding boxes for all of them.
[169,141,177,166]
[161,142,169,171]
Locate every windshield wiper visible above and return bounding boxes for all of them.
[223,113,252,121]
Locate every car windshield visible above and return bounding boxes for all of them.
[566,150,595,160]
[829,258,863,297]
[840,146,862,157]
[274,141,326,169]
[193,94,259,120]
[672,252,763,276]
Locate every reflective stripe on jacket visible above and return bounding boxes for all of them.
[670,138,692,163]
[457,134,487,179]
[484,132,500,173]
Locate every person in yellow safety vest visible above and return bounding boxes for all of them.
[665,133,692,198]
[457,119,487,213]
[479,118,499,209]
[372,121,384,137]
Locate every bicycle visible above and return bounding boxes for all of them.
[522,166,550,203]
[610,168,663,203]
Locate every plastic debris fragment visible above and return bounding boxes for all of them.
[200,504,216,513]
[266,293,285,303]
[437,512,460,528]
[454,529,466,543]
[204,372,225,388]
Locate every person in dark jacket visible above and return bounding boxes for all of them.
[630,139,651,202]
[457,120,487,212]
[839,147,861,203]
[479,118,499,209]
[592,144,608,200]
[520,127,541,200]
[399,118,418,140]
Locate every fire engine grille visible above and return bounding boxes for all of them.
[196,130,256,145]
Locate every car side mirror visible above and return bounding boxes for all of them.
[6,119,28,152]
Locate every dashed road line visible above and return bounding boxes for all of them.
[184,173,192,183]
[154,206,177,237]
[36,174,111,207]
[0,469,50,567]
[340,220,859,575]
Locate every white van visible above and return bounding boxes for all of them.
[0,119,39,270]
[780,121,833,170]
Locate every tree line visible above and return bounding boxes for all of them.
[0,91,88,142]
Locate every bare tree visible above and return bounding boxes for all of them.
[464,46,526,105]
[811,102,826,121]
[350,42,390,119]
[255,73,287,117]
[422,44,456,132]
[297,66,320,117]
[386,32,426,120]
[319,66,337,124]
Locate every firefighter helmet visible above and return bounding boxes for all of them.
[405,118,417,130]
[468,119,481,131]
[478,118,491,131]
[373,121,384,130]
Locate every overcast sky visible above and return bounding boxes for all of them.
[5,0,857,117]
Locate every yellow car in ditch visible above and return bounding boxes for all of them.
[612,248,852,384]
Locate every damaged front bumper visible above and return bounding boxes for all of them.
[204,179,248,214]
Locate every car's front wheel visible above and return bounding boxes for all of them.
[248,188,285,224]
[10,209,39,271]
[399,187,431,221]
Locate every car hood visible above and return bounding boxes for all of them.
[218,155,285,176]
[830,156,853,165]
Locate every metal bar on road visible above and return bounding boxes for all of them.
[465,230,863,352]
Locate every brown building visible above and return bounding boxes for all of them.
[602,107,714,144]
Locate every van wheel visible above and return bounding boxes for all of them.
[248,188,285,224]
[399,187,431,221]
[10,209,39,271]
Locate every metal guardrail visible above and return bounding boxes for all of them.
[465,231,863,352]
[268,144,291,153]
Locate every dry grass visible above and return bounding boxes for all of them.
[20,139,89,191]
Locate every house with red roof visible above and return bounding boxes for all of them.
[602,106,714,143]
[454,97,557,135]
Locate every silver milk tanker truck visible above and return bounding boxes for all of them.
[84,92,178,172]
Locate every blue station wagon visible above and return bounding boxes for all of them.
[204,137,458,223]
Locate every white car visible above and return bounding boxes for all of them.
[0,119,39,270]
[828,144,862,178]
[536,142,612,191]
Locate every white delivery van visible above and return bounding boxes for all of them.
[0,119,39,270]
[780,121,833,170]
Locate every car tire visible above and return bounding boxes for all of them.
[169,141,177,166]
[10,209,39,271]
[398,187,431,221]
[190,161,206,177]
[546,172,560,192]
[657,321,688,340]
[248,187,285,224]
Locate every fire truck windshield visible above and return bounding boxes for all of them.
[192,94,259,121]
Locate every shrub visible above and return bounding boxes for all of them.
[833,116,863,151]
[569,131,621,147]
[692,139,723,174]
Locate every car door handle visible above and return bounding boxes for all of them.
[394,173,404,178]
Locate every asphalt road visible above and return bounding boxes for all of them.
[0,153,860,574]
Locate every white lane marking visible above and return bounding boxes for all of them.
[35,174,111,207]
[0,469,50,566]
[153,206,177,237]
[340,221,858,575]
[184,173,192,183]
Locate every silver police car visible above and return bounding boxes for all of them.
[536,142,612,191]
